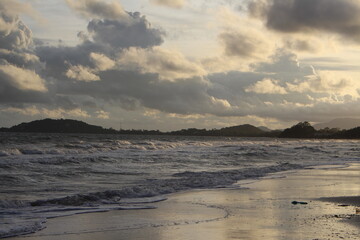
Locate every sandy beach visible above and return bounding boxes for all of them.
[9,164,360,240]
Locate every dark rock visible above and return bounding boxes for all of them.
[292,201,308,205]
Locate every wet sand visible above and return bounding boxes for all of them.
[10,164,360,240]
[320,195,360,230]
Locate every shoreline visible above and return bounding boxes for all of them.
[9,163,360,240]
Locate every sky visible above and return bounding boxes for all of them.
[1,0,360,131]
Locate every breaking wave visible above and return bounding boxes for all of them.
[29,163,301,207]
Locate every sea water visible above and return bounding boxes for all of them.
[0,133,359,238]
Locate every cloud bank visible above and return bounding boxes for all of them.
[150,0,186,9]
[1,0,360,130]
[248,0,360,42]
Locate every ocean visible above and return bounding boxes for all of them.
[1,133,359,238]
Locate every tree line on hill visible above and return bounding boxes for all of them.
[1,118,360,139]
[278,121,360,139]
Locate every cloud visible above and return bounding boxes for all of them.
[117,47,207,80]
[248,0,360,43]
[87,15,164,49]
[66,0,164,49]
[246,78,288,94]
[3,0,360,130]
[0,62,47,92]
[219,29,273,59]
[201,56,251,74]
[286,70,360,98]
[150,0,186,9]
[65,52,115,82]
[43,108,90,119]
[0,0,45,50]
[32,11,359,127]
[210,96,232,109]
[66,64,100,82]
[283,37,323,53]
[0,49,42,70]
[0,13,33,50]
[90,52,115,71]
[1,106,41,116]
[36,9,165,83]
[244,68,359,99]
[0,2,48,105]
[26,3,173,118]
[66,0,128,20]
[36,44,103,81]
[56,66,238,117]
[0,0,41,22]
[95,110,110,119]
[215,7,276,63]
[255,50,313,74]
[1,106,90,118]
[205,50,360,123]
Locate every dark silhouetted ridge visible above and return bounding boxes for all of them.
[279,122,316,138]
[170,124,272,137]
[215,124,265,137]
[335,127,360,139]
[5,118,117,134]
[3,118,360,139]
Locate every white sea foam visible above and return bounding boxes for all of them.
[0,149,22,156]
[0,219,46,239]
[0,203,160,239]
[0,200,29,208]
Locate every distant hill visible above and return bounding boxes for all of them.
[2,119,117,134]
[257,126,272,132]
[0,119,281,137]
[171,124,269,137]
[314,118,360,130]
[214,124,266,137]
[1,119,268,137]
[336,127,360,139]
[4,118,360,140]
[280,121,360,139]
